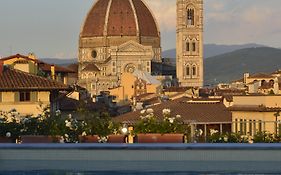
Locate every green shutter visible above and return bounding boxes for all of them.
[31,92,38,102]
[14,92,20,102]
[28,61,34,74]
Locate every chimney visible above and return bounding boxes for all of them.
[0,61,3,75]
[51,64,55,80]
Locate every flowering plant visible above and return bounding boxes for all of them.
[82,112,121,137]
[133,108,188,134]
[0,109,22,140]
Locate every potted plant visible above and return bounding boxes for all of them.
[81,112,125,143]
[133,108,189,143]
[20,110,61,143]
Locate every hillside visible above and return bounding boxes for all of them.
[204,47,281,85]
[41,58,76,66]
[162,43,264,59]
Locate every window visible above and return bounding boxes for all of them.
[186,66,190,76]
[279,122,281,136]
[187,9,194,25]
[192,42,196,52]
[235,119,238,133]
[91,50,97,59]
[253,120,256,135]
[20,92,31,102]
[243,119,247,134]
[258,120,262,132]
[192,66,196,76]
[240,119,243,134]
[249,120,252,136]
[186,42,190,51]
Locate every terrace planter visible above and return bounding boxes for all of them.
[107,135,127,143]
[135,133,184,143]
[0,137,14,143]
[20,135,60,143]
[79,135,99,143]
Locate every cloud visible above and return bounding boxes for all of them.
[144,0,176,32]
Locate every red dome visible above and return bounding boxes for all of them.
[81,0,159,38]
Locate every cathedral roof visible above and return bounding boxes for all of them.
[82,64,100,72]
[80,0,159,38]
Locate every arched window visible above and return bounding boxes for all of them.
[192,42,196,52]
[192,66,196,76]
[187,9,195,25]
[186,66,190,76]
[186,42,190,51]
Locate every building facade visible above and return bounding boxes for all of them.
[78,0,161,96]
[1,54,74,85]
[0,64,71,116]
[176,0,204,87]
[229,95,281,136]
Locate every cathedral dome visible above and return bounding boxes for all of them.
[80,0,159,38]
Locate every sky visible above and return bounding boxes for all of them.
[0,0,281,58]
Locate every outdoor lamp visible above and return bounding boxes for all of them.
[121,125,128,134]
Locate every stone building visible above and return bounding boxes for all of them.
[78,0,161,95]
[176,0,204,87]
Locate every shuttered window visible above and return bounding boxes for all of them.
[15,91,38,102]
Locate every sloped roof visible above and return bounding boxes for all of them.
[67,63,78,73]
[82,64,100,72]
[248,73,275,79]
[113,97,232,124]
[133,70,160,85]
[0,67,70,91]
[229,105,281,112]
[38,63,75,73]
[1,54,75,73]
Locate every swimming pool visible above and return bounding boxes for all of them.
[0,144,281,174]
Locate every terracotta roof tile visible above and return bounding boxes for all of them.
[248,73,275,79]
[0,67,70,91]
[229,105,281,112]
[132,0,159,37]
[113,97,232,124]
[38,63,75,73]
[0,54,35,62]
[80,0,159,37]
[1,54,75,73]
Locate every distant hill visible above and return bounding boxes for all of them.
[162,43,265,59]
[204,47,281,86]
[41,58,77,66]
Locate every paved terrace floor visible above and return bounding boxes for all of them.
[0,143,281,173]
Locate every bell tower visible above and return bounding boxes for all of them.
[176,0,203,87]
